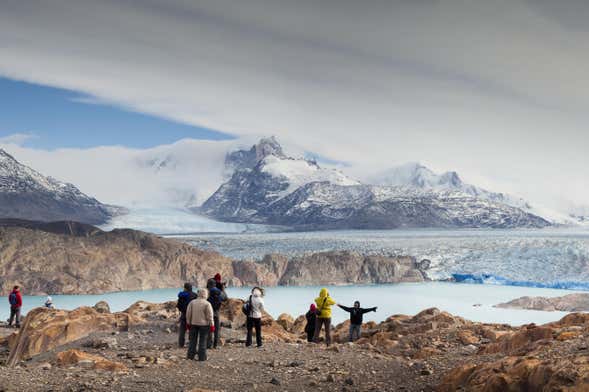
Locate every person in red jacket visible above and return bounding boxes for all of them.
[8,285,22,328]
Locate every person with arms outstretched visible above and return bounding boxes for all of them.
[338,301,377,342]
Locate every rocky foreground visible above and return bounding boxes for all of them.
[2,300,589,391]
[0,220,427,295]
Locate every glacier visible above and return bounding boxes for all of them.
[181,228,589,289]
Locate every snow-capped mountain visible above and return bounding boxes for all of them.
[0,148,121,224]
[368,162,530,208]
[368,162,583,224]
[201,139,550,229]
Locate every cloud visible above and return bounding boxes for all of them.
[0,133,37,146]
[1,1,588,210]
[0,138,242,207]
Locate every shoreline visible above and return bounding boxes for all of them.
[3,282,580,327]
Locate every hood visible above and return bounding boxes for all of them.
[252,288,262,297]
[310,304,317,311]
[319,288,329,298]
[197,288,208,299]
[46,296,52,302]
[214,273,222,282]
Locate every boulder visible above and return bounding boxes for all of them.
[56,349,128,373]
[438,355,589,392]
[481,325,553,355]
[276,313,295,332]
[7,305,138,366]
[93,301,111,314]
[291,315,307,336]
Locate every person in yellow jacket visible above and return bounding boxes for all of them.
[313,288,336,346]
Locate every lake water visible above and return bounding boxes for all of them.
[4,282,577,327]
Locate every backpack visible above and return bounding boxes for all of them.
[208,289,223,311]
[8,292,17,306]
[241,295,252,317]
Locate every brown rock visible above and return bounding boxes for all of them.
[276,313,295,331]
[438,355,589,392]
[457,330,479,345]
[481,326,553,355]
[7,306,135,366]
[93,301,111,314]
[56,349,128,373]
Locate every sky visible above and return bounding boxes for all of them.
[0,0,588,213]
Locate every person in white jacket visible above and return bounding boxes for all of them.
[186,288,215,361]
[245,287,265,347]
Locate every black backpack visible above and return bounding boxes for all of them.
[241,295,252,317]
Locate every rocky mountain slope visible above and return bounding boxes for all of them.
[3,300,589,391]
[201,138,550,229]
[0,220,427,295]
[0,149,120,224]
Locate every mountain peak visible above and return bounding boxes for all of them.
[0,148,17,162]
[253,136,285,160]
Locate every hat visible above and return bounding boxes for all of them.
[214,273,222,282]
[310,304,317,311]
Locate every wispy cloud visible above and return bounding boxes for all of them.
[0,133,37,146]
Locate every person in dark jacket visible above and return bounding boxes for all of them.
[304,304,317,342]
[8,286,22,328]
[338,301,377,342]
[177,282,197,348]
[214,273,227,292]
[206,278,227,349]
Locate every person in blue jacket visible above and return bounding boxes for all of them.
[176,282,197,348]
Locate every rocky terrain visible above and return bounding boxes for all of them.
[0,220,427,295]
[201,138,550,230]
[0,148,122,224]
[496,293,589,312]
[2,298,589,391]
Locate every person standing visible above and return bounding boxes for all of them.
[305,304,317,342]
[313,288,336,346]
[245,287,265,348]
[44,296,54,309]
[176,283,197,348]
[206,278,227,349]
[338,301,377,342]
[186,288,215,361]
[8,285,22,328]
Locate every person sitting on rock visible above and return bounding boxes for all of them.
[186,288,215,361]
[8,285,22,328]
[176,282,197,348]
[245,287,265,348]
[305,304,317,342]
[313,288,336,346]
[206,278,227,349]
[338,301,377,342]
[44,296,54,309]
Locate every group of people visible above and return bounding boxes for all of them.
[176,273,229,361]
[304,288,377,345]
[177,280,376,362]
